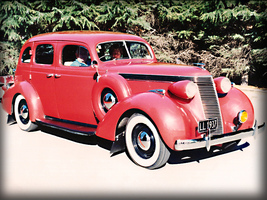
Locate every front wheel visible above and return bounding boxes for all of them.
[125,113,170,169]
[14,94,38,131]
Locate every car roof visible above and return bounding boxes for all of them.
[25,31,146,46]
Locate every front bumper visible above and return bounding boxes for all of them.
[175,120,265,151]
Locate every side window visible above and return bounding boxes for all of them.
[126,42,152,59]
[97,42,129,61]
[21,47,32,63]
[62,45,91,67]
[35,44,54,64]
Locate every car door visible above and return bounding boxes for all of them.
[54,42,96,125]
[30,42,59,118]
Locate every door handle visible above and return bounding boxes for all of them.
[54,74,61,78]
[46,74,54,78]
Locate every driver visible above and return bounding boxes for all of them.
[110,44,122,60]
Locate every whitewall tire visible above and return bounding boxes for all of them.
[14,94,38,131]
[125,113,170,169]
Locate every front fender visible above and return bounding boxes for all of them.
[1,81,44,122]
[96,92,193,150]
[219,87,255,133]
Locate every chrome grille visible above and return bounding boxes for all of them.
[195,76,224,135]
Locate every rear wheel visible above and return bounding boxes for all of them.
[125,113,170,169]
[14,95,38,131]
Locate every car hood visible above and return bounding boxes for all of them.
[101,60,211,77]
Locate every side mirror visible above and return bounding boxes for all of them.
[91,60,101,82]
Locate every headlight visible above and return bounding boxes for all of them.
[168,80,198,99]
[238,110,248,124]
[214,77,231,94]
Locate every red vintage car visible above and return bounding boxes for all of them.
[1,31,265,169]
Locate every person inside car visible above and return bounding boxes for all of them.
[110,44,122,60]
[71,46,90,66]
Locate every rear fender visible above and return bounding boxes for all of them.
[1,81,44,122]
[96,92,192,150]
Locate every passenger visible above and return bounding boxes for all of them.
[110,44,122,60]
[71,46,90,66]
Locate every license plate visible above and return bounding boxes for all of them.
[198,118,218,133]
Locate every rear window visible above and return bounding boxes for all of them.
[35,44,54,64]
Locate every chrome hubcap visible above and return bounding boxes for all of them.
[132,123,155,159]
[137,131,151,151]
[20,105,29,119]
[103,93,116,110]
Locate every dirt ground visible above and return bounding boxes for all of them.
[0,85,266,199]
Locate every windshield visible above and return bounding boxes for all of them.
[96,41,152,61]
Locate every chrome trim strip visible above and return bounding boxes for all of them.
[120,74,212,82]
[123,40,131,59]
[149,89,166,96]
[45,116,98,128]
[36,119,96,136]
[175,121,265,151]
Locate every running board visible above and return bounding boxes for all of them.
[36,117,97,136]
